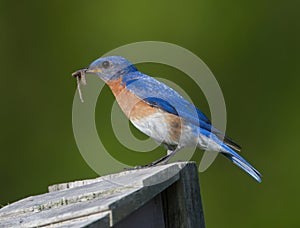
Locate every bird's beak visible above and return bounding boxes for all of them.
[72,68,102,78]
[85,68,102,74]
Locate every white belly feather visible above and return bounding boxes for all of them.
[131,112,169,143]
[130,111,198,148]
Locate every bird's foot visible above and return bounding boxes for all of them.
[123,162,162,171]
[123,166,148,171]
[123,153,174,171]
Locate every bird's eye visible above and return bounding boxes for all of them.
[102,61,110,69]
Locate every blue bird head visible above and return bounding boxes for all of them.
[86,56,137,82]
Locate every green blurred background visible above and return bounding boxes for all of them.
[1,0,299,227]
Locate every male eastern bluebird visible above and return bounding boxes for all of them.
[72,56,262,182]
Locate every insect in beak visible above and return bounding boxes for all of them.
[72,68,87,103]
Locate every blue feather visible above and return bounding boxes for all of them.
[222,149,262,183]
[200,129,262,182]
[143,97,178,115]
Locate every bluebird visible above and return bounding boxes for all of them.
[72,56,262,182]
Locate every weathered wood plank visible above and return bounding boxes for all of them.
[0,162,205,228]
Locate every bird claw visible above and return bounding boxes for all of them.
[123,163,157,171]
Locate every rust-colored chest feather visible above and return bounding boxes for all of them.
[106,78,157,120]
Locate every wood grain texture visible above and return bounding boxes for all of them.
[0,162,205,228]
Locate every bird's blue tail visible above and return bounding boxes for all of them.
[221,144,262,183]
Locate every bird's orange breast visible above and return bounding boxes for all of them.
[106,78,158,120]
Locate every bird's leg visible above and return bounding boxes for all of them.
[140,147,181,168]
[126,155,169,170]
[146,153,171,166]
[124,147,182,170]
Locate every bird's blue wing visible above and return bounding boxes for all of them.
[143,97,179,116]
[123,72,211,127]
